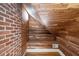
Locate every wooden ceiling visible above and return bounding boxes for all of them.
[32,3,79,33]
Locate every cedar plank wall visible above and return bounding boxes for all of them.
[0,3,29,56]
[54,9,79,56]
[33,4,79,55]
[27,16,54,49]
[36,4,79,55]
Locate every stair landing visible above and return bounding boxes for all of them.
[25,49,65,56]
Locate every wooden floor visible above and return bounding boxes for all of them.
[26,52,61,56]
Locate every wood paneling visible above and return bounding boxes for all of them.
[32,3,79,56]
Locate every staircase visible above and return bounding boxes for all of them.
[25,18,62,56]
[27,18,54,49]
[28,31,53,49]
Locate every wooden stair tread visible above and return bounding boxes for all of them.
[26,52,61,56]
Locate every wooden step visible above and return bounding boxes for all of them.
[25,49,65,56]
[26,52,61,56]
[27,45,52,49]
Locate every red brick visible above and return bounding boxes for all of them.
[11,37,16,40]
[0,52,5,56]
[0,21,10,26]
[0,31,10,35]
[5,18,13,23]
[6,53,10,56]
[6,40,13,46]
[10,16,15,20]
[0,16,3,21]
[11,10,16,15]
[0,26,4,30]
[0,39,9,44]
[6,34,13,38]
[11,24,16,27]
[6,11,13,16]
[0,6,5,12]
[0,35,5,39]
[6,26,13,30]
[0,44,5,49]
[0,12,9,18]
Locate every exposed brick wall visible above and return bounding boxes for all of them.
[0,3,28,56]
